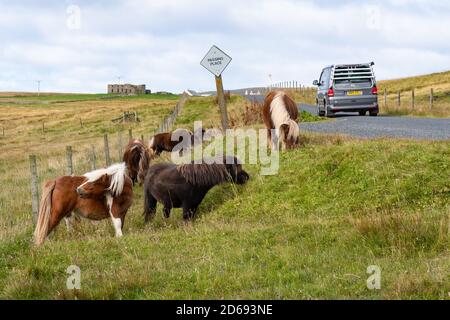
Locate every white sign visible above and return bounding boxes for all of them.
[200,45,232,77]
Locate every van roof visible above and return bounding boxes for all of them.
[324,62,375,69]
[331,62,376,81]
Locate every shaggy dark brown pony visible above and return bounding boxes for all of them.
[143,155,249,222]
[148,128,205,156]
[122,139,151,185]
[33,163,133,246]
[262,91,299,150]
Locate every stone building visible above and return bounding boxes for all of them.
[107,84,149,95]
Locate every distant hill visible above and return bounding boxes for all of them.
[378,70,450,94]
[377,70,450,117]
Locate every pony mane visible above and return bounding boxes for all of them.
[124,140,151,183]
[270,92,294,127]
[83,162,127,197]
[176,156,239,186]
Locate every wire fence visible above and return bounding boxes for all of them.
[27,93,189,220]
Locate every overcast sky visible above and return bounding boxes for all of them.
[0,0,449,93]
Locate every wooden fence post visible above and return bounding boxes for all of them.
[42,122,45,133]
[430,88,434,110]
[80,118,83,128]
[91,145,96,170]
[397,92,401,106]
[1,127,4,137]
[128,128,132,140]
[29,155,39,223]
[384,88,387,108]
[411,89,415,109]
[66,146,73,176]
[118,131,123,161]
[104,134,111,167]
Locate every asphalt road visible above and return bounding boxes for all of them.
[246,95,450,140]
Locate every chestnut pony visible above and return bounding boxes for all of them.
[262,91,300,150]
[34,163,133,246]
[143,155,249,222]
[122,139,151,185]
[149,128,205,156]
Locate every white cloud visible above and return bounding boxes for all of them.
[0,0,449,93]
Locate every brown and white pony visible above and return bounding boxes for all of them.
[149,128,205,156]
[122,139,151,185]
[34,163,133,246]
[262,91,300,150]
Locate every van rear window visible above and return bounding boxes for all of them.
[334,79,372,89]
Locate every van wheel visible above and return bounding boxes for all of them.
[359,111,367,116]
[317,104,325,117]
[324,103,334,118]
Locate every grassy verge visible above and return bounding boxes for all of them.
[0,132,448,299]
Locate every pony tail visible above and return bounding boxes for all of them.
[148,147,156,159]
[287,119,300,143]
[148,137,155,150]
[34,180,56,246]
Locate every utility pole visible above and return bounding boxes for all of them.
[37,80,41,96]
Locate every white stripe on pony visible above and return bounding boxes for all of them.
[270,92,299,150]
[270,92,292,129]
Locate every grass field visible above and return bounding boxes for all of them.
[0,94,178,239]
[377,71,450,117]
[0,92,449,299]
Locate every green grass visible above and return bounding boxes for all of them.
[378,70,450,117]
[378,71,450,93]
[175,96,220,129]
[299,110,323,122]
[0,93,180,104]
[0,94,448,299]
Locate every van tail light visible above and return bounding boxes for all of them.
[371,86,378,95]
[327,88,334,97]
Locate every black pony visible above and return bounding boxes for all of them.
[143,155,249,222]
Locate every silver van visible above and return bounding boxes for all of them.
[313,62,379,117]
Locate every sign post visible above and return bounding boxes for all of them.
[201,45,232,130]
